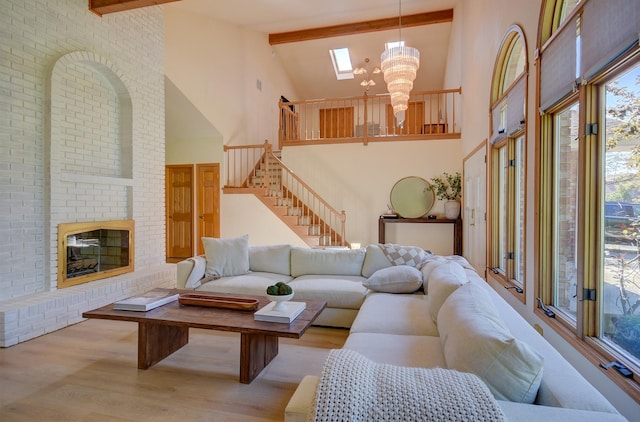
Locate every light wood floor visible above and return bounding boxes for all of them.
[0,319,348,421]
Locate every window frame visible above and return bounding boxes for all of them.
[488,25,528,301]
[536,0,640,401]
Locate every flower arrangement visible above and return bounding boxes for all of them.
[430,172,462,201]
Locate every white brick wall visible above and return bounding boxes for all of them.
[0,0,172,346]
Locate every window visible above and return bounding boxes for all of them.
[601,63,640,366]
[552,101,580,322]
[537,0,640,399]
[488,26,528,298]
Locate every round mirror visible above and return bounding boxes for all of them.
[390,176,435,218]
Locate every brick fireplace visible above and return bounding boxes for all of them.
[0,2,174,348]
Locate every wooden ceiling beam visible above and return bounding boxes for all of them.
[268,9,454,45]
[89,0,181,16]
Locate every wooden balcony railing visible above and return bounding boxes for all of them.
[278,88,461,147]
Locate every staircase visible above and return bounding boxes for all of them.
[223,143,346,248]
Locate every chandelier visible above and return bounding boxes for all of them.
[353,58,381,91]
[381,0,420,127]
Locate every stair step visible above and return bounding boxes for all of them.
[298,215,311,226]
[307,224,320,235]
[287,207,302,216]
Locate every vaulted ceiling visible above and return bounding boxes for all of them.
[166,0,459,99]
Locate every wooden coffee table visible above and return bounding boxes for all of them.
[82,290,326,383]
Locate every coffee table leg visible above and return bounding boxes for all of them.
[239,333,278,384]
[138,322,189,369]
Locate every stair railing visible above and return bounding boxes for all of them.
[224,141,347,247]
[265,145,346,247]
[224,141,271,188]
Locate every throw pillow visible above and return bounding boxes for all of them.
[202,234,250,277]
[184,256,206,289]
[361,244,393,277]
[363,265,423,293]
[437,282,544,404]
[249,244,291,275]
[426,261,467,323]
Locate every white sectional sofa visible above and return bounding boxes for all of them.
[176,237,626,421]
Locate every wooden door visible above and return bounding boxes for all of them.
[319,107,354,138]
[166,165,193,259]
[196,163,220,255]
[386,101,425,135]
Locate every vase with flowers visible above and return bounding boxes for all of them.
[430,172,462,219]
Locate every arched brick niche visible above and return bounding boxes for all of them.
[46,51,134,289]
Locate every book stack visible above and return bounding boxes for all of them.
[114,289,179,311]
[254,301,306,323]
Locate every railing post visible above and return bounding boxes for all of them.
[263,140,271,193]
[340,210,346,247]
[363,93,369,146]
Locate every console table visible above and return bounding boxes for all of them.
[378,217,462,255]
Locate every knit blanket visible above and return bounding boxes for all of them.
[380,243,432,268]
[309,349,505,422]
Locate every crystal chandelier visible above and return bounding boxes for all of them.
[381,0,420,127]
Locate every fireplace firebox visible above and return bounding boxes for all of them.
[57,220,134,288]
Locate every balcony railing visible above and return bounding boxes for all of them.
[278,88,461,147]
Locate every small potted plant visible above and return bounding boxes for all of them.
[431,172,462,219]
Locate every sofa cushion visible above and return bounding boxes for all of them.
[288,275,367,309]
[350,293,438,336]
[361,244,392,277]
[202,235,250,277]
[437,282,544,404]
[426,261,467,323]
[363,265,422,293]
[249,244,291,275]
[290,247,365,277]
[196,272,293,296]
[344,332,446,368]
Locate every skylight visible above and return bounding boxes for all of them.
[330,48,354,80]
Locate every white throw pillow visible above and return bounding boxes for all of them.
[184,256,206,289]
[361,244,393,277]
[202,235,250,277]
[438,282,544,404]
[363,265,423,293]
[249,244,291,275]
[426,261,467,323]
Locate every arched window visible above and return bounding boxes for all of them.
[536,0,640,397]
[488,26,528,301]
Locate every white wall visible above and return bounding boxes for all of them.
[282,140,463,253]
[164,8,298,148]
[448,0,640,417]
[0,0,167,301]
[164,8,305,247]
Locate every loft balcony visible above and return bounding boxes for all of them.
[278,88,461,148]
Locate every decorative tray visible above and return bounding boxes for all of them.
[178,294,259,311]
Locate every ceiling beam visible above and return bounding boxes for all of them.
[268,9,454,45]
[89,0,181,16]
